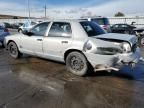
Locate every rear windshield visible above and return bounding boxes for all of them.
[91,18,110,25]
[80,21,106,37]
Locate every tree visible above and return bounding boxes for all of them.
[114,12,125,17]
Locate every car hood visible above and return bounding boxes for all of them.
[94,33,137,46]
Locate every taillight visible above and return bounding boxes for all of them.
[4,28,9,32]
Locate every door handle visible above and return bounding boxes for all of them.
[37,39,43,41]
[61,41,68,44]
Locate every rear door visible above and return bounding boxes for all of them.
[43,22,73,61]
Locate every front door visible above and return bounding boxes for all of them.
[20,22,49,56]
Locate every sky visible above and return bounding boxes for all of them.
[0,0,143,18]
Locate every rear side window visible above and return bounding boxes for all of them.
[91,18,110,25]
[80,21,106,37]
[48,22,72,37]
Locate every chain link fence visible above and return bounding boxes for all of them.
[109,17,144,27]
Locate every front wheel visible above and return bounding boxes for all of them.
[8,42,21,58]
[66,52,89,76]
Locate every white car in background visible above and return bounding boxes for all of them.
[5,20,141,76]
[18,21,37,33]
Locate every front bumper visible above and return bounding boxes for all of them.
[84,47,141,72]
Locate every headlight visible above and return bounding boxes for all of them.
[121,42,131,53]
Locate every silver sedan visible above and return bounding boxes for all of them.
[4,20,141,76]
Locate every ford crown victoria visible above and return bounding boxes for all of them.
[4,20,141,76]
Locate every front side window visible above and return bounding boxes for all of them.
[80,21,106,37]
[31,22,49,36]
[48,22,72,37]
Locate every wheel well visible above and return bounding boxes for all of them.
[7,40,18,48]
[64,49,94,74]
[64,49,86,61]
[7,40,15,45]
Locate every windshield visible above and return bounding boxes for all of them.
[80,21,106,37]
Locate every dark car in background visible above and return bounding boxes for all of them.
[0,26,10,46]
[0,22,12,28]
[111,24,136,34]
[11,23,23,29]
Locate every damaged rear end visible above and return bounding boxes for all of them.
[83,33,141,72]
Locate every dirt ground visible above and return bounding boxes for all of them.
[0,30,144,108]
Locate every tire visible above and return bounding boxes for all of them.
[8,42,21,58]
[66,51,88,76]
[18,29,22,33]
[139,36,144,47]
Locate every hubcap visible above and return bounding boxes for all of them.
[70,56,84,71]
[9,44,17,56]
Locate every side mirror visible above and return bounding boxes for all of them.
[22,30,33,36]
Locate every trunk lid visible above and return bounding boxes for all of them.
[94,33,137,46]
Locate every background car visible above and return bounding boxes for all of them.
[0,26,10,46]
[18,21,36,33]
[111,23,136,34]
[0,22,12,28]
[11,23,23,29]
[134,27,144,46]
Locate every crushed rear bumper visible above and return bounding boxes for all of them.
[84,47,141,72]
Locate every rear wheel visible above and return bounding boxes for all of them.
[66,51,88,76]
[8,42,21,58]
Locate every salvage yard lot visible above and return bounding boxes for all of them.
[0,30,144,108]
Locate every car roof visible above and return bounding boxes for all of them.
[42,19,87,23]
[114,23,128,25]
